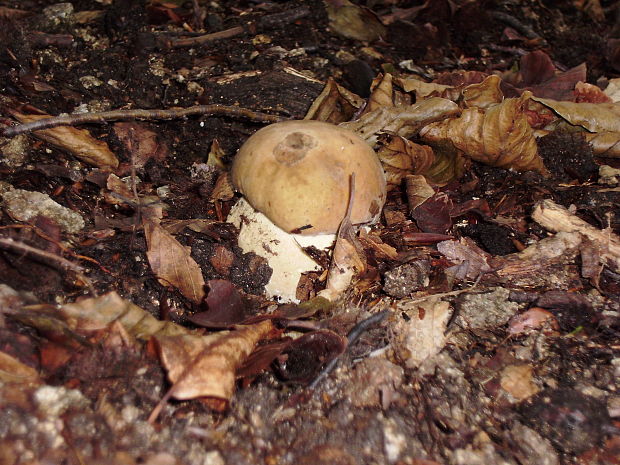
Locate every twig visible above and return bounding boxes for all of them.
[490,11,541,40]
[307,309,390,390]
[2,104,286,137]
[0,236,97,296]
[169,6,310,48]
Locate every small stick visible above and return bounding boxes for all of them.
[307,309,390,390]
[0,236,97,296]
[2,104,286,137]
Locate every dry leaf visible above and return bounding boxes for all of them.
[376,135,435,190]
[420,93,547,174]
[154,319,274,406]
[324,0,387,42]
[500,365,540,401]
[462,75,504,109]
[9,110,119,170]
[574,81,612,103]
[364,73,394,114]
[532,96,620,133]
[405,174,435,211]
[341,97,460,145]
[58,291,189,339]
[0,351,41,384]
[393,297,452,369]
[394,76,452,98]
[113,122,168,168]
[436,237,493,279]
[144,219,206,303]
[583,131,620,157]
[305,77,364,123]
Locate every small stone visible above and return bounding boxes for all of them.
[383,260,430,298]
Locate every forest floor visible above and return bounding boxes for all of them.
[0,1,619,464]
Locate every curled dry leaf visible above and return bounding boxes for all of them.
[9,110,119,170]
[420,93,547,174]
[376,135,435,190]
[364,73,394,114]
[305,77,364,123]
[462,74,504,109]
[393,76,452,98]
[531,96,620,133]
[405,174,436,211]
[154,319,275,407]
[341,97,460,145]
[144,219,206,304]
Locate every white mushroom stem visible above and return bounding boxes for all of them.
[227,197,335,303]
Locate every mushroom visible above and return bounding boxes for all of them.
[227,120,386,302]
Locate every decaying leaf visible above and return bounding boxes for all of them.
[394,76,452,98]
[364,73,394,114]
[376,135,435,189]
[420,93,547,174]
[532,96,620,133]
[154,319,275,407]
[305,77,364,123]
[405,174,436,211]
[462,74,504,109]
[500,365,540,401]
[437,236,493,280]
[113,122,168,168]
[0,351,41,384]
[144,219,206,303]
[341,97,460,145]
[58,291,189,339]
[9,110,119,170]
[392,297,452,369]
[189,280,248,328]
[324,0,387,42]
[583,131,620,157]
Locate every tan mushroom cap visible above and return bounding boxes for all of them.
[231,120,387,235]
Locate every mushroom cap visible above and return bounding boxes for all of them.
[231,120,387,235]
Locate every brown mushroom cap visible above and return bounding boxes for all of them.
[231,120,387,235]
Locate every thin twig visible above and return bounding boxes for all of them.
[0,236,97,296]
[307,309,390,390]
[2,104,287,137]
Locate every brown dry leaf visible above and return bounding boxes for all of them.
[420,93,547,174]
[393,297,452,369]
[210,172,235,202]
[500,365,540,401]
[341,97,460,145]
[305,77,364,123]
[58,291,189,339]
[405,174,435,211]
[437,237,493,279]
[394,76,452,98]
[364,73,394,114]
[462,74,504,109]
[324,0,387,42]
[423,141,468,185]
[376,135,435,190]
[112,122,168,168]
[531,96,620,133]
[154,319,274,405]
[144,219,206,303]
[583,131,620,157]
[0,351,41,384]
[9,110,119,170]
[206,138,226,169]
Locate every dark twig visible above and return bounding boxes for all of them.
[169,6,310,48]
[2,105,287,137]
[0,236,97,296]
[307,309,390,390]
[490,11,542,41]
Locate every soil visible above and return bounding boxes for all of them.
[0,1,619,465]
